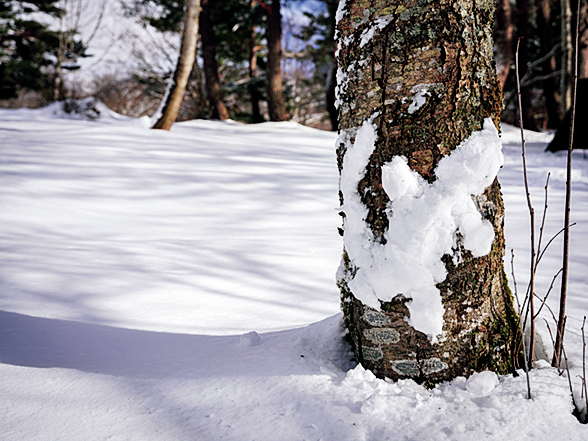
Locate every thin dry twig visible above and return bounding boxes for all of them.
[582,317,587,413]
[534,268,563,318]
[511,249,531,399]
[544,319,562,375]
[536,223,577,268]
[535,173,550,262]
[553,0,581,368]
[516,38,536,368]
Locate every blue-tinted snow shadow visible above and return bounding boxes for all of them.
[0,310,351,380]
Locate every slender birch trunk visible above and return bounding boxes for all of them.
[152,0,201,130]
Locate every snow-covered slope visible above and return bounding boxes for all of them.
[1,106,587,440]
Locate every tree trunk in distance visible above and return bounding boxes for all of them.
[200,0,229,120]
[515,0,538,131]
[266,0,288,121]
[249,23,263,123]
[562,0,573,111]
[325,0,339,131]
[548,2,588,152]
[571,0,588,78]
[536,0,563,129]
[495,0,513,89]
[189,58,208,119]
[336,0,521,385]
[153,0,201,130]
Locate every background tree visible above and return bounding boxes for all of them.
[265,0,288,121]
[515,0,539,131]
[152,0,200,130]
[296,0,339,130]
[336,0,521,384]
[0,0,83,102]
[547,0,588,152]
[535,0,563,128]
[199,0,228,120]
[495,0,513,89]
[128,0,266,122]
[52,0,104,101]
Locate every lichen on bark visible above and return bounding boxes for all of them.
[336,0,522,384]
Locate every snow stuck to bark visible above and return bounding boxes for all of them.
[359,16,393,48]
[335,0,348,24]
[406,84,431,114]
[340,118,503,341]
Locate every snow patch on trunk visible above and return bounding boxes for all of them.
[359,16,393,48]
[340,119,503,341]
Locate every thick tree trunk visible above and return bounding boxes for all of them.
[495,0,513,89]
[265,0,288,121]
[152,0,201,130]
[200,0,229,120]
[536,0,563,129]
[336,0,521,385]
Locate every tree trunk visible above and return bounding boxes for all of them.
[325,0,339,131]
[265,0,288,121]
[515,0,538,131]
[547,2,588,152]
[562,0,573,111]
[200,0,229,120]
[536,0,563,129]
[495,0,513,89]
[186,59,207,119]
[336,0,521,385]
[152,0,201,130]
[571,0,588,78]
[249,24,263,123]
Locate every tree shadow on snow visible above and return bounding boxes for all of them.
[0,310,354,380]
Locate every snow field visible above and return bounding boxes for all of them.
[1,106,587,439]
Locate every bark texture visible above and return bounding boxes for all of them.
[153,0,201,130]
[337,0,521,385]
[200,0,229,120]
[266,0,288,121]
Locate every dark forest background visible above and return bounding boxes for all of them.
[1,0,586,134]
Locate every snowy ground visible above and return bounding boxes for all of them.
[1,105,587,440]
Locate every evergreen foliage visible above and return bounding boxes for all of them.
[0,0,88,101]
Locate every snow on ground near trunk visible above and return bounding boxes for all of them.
[1,107,587,440]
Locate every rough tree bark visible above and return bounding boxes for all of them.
[200,0,229,120]
[265,0,288,121]
[495,0,513,89]
[336,0,521,385]
[152,0,201,130]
